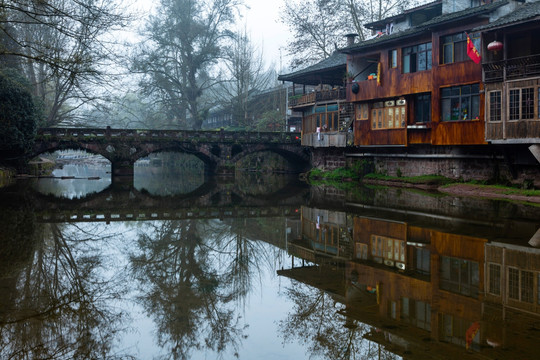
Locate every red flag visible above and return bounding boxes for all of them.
[466,33,481,64]
[465,321,480,349]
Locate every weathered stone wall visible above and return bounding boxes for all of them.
[311,148,347,170]
[371,156,540,187]
[310,144,540,187]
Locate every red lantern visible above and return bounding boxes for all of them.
[487,40,503,52]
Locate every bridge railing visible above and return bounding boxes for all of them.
[37,128,302,144]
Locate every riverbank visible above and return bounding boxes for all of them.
[307,169,540,205]
[0,166,16,187]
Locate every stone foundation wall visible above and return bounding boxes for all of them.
[371,156,540,187]
[311,148,347,170]
[310,144,540,187]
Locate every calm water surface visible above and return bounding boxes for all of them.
[1,162,540,360]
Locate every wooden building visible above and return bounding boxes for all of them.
[342,0,520,147]
[284,203,540,357]
[278,52,355,147]
[280,0,540,180]
[480,1,540,161]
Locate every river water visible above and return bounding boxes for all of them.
[1,159,540,360]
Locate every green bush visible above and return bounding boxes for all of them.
[0,69,40,162]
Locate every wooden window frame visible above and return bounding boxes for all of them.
[371,102,407,130]
[508,86,536,121]
[441,84,480,121]
[441,32,480,65]
[414,93,431,123]
[389,49,398,69]
[403,42,432,73]
[488,90,502,122]
[488,263,501,296]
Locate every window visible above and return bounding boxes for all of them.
[414,93,431,123]
[401,298,432,331]
[488,263,501,296]
[489,91,502,122]
[389,49,397,68]
[509,87,535,120]
[509,268,536,303]
[509,267,520,300]
[441,84,480,121]
[371,100,407,129]
[521,271,534,303]
[356,103,369,120]
[440,256,479,298]
[441,32,480,64]
[370,235,405,266]
[414,247,431,275]
[403,42,432,73]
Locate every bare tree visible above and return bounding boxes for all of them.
[346,0,416,41]
[0,0,131,126]
[134,0,243,130]
[280,0,347,70]
[212,27,275,128]
[280,0,418,69]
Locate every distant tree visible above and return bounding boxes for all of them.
[134,0,243,130]
[211,27,275,129]
[280,0,418,69]
[254,109,285,132]
[0,69,40,162]
[345,0,416,41]
[82,92,171,130]
[280,0,346,70]
[0,0,130,126]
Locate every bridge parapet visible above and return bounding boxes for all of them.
[37,128,301,144]
[33,127,309,180]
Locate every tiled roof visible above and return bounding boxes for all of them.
[420,0,508,27]
[342,1,509,53]
[278,52,347,84]
[474,0,540,31]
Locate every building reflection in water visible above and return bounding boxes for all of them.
[280,204,540,359]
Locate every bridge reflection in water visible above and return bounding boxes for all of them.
[2,177,540,359]
[280,191,540,359]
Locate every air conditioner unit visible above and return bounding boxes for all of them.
[384,259,394,267]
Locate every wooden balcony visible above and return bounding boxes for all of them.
[289,88,346,108]
[484,54,540,83]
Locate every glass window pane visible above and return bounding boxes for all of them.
[418,51,427,71]
[443,44,453,64]
[403,55,411,73]
[461,96,470,120]
[451,98,460,120]
[471,95,480,120]
[442,98,451,121]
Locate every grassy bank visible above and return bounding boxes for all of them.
[306,166,540,202]
[0,167,16,187]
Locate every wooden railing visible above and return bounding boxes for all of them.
[37,128,302,144]
[484,54,540,83]
[289,88,346,107]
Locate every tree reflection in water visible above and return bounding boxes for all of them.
[129,218,275,360]
[279,274,400,360]
[0,220,130,360]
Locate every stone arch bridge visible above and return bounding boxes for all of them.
[33,128,310,178]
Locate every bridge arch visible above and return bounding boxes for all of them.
[131,144,220,175]
[32,128,308,178]
[229,144,311,173]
